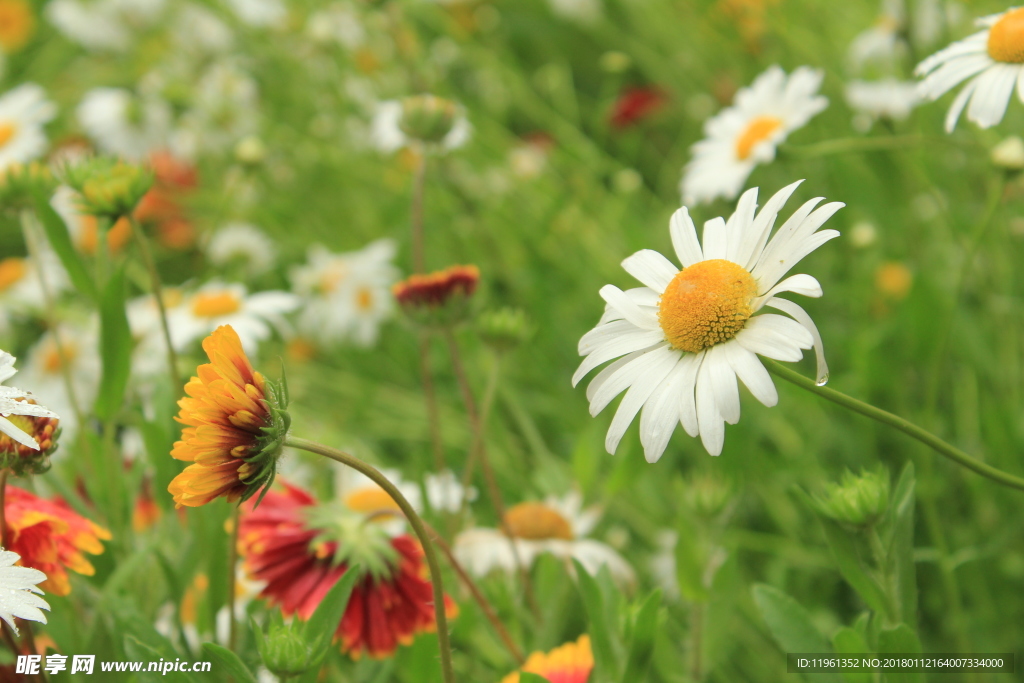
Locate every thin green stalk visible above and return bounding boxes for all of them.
[419,333,445,471]
[129,216,181,391]
[763,359,1024,492]
[411,152,427,274]
[458,350,503,514]
[285,437,456,683]
[781,135,970,158]
[227,506,241,652]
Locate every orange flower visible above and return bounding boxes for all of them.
[500,635,594,683]
[6,486,110,596]
[0,0,34,53]
[168,325,289,508]
[392,265,479,327]
[132,478,162,532]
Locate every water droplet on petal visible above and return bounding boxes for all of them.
[815,373,829,387]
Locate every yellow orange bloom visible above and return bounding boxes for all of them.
[168,325,289,508]
[0,0,34,53]
[6,485,110,596]
[500,635,593,683]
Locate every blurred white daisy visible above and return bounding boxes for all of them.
[126,288,184,379]
[845,79,921,131]
[167,282,299,353]
[334,466,423,537]
[205,223,276,277]
[370,100,470,153]
[173,3,235,54]
[0,84,56,172]
[424,470,477,513]
[306,2,365,49]
[46,0,132,51]
[916,7,1024,132]
[454,491,634,583]
[848,0,907,71]
[224,0,285,27]
[548,0,602,23]
[175,62,259,155]
[17,323,99,443]
[0,251,68,337]
[77,88,172,160]
[289,239,399,348]
[0,351,60,450]
[680,66,827,206]
[649,530,679,600]
[0,548,49,635]
[574,181,841,458]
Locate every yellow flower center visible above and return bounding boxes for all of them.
[356,286,374,311]
[0,257,26,291]
[43,340,76,374]
[191,291,242,318]
[0,0,34,53]
[658,259,757,353]
[0,120,15,149]
[319,266,347,294]
[988,8,1024,63]
[503,502,574,541]
[344,486,400,514]
[735,116,783,160]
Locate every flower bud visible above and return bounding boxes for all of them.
[399,95,460,145]
[682,472,734,518]
[0,162,57,208]
[393,265,479,328]
[61,157,154,219]
[0,399,59,476]
[812,467,890,528]
[476,307,530,352]
[254,615,326,678]
[991,136,1024,171]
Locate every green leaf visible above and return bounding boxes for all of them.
[94,266,133,420]
[573,559,621,682]
[832,627,872,683]
[621,589,661,683]
[877,624,923,683]
[32,190,97,301]
[296,566,360,683]
[819,518,891,618]
[674,516,710,602]
[520,674,552,683]
[123,635,198,683]
[202,643,258,683]
[751,584,843,683]
[887,464,917,626]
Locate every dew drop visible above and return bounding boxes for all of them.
[815,373,829,387]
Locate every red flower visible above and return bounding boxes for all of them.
[609,87,667,129]
[239,482,454,660]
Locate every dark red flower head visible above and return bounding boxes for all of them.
[609,87,667,129]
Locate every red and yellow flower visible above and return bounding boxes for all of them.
[5,485,110,596]
[500,635,593,683]
[239,481,455,660]
[168,325,289,508]
[392,264,479,327]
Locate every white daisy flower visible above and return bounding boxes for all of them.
[175,62,259,156]
[167,282,299,353]
[0,84,56,172]
[0,548,49,635]
[126,288,184,379]
[335,466,423,537]
[574,181,841,459]
[845,79,921,130]
[173,3,235,54]
[424,469,477,513]
[205,222,276,277]
[46,0,132,51]
[0,351,60,450]
[849,0,907,71]
[370,100,471,153]
[454,491,634,584]
[289,239,399,348]
[680,66,828,206]
[77,88,173,160]
[916,7,1024,132]
[306,3,366,49]
[548,0,602,23]
[224,0,286,27]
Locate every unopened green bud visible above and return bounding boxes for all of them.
[399,95,459,145]
[61,157,153,219]
[0,162,57,208]
[812,467,890,528]
[254,615,325,678]
[682,472,734,518]
[476,307,530,352]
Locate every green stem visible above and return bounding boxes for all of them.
[418,332,445,472]
[763,359,1024,492]
[781,135,969,158]
[227,506,241,652]
[129,216,181,391]
[867,527,898,625]
[284,437,456,683]
[411,151,427,274]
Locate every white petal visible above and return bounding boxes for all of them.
[670,207,703,267]
[724,187,758,264]
[578,319,638,355]
[702,217,728,261]
[639,358,693,462]
[706,345,740,425]
[588,346,673,415]
[586,350,646,403]
[944,75,981,132]
[604,349,680,454]
[739,180,803,270]
[966,63,1017,128]
[573,331,665,387]
[766,297,829,385]
[754,273,822,307]
[0,417,39,450]
[723,341,778,407]
[695,357,725,456]
[599,285,660,331]
[621,249,679,292]
[677,351,703,438]
[735,314,813,362]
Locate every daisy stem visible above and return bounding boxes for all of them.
[763,359,1024,492]
[419,332,446,471]
[782,135,963,158]
[284,436,457,683]
[411,151,427,273]
[129,216,182,392]
[422,521,526,664]
[442,329,541,618]
[227,506,240,652]
[689,601,703,682]
[458,349,503,517]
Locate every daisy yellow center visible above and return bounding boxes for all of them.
[319,267,347,294]
[43,341,76,374]
[735,116,783,160]
[344,486,400,514]
[503,502,574,541]
[658,259,758,353]
[356,286,374,311]
[192,291,242,318]
[0,257,26,291]
[0,120,16,149]
[988,8,1024,63]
